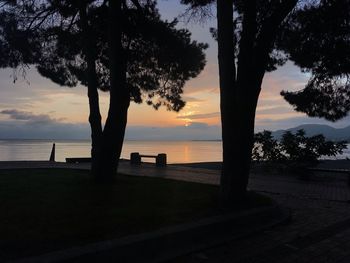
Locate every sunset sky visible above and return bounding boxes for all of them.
[0,1,349,140]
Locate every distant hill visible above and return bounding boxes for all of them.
[272,124,350,142]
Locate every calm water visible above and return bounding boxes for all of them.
[0,140,222,163]
[0,139,349,163]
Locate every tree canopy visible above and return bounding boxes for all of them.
[0,0,207,111]
[182,0,350,117]
[279,0,350,121]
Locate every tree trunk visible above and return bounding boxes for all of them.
[79,5,103,179]
[224,78,262,202]
[87,54,103,178]
[219,81,262,206]
[94,0,130,183]
[98,91,129,182]
[217,0,238,206]
[217,0,263,207]
[217,0,298,207]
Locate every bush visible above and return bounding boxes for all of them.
[252,129,347,164]
[252,131,284,162]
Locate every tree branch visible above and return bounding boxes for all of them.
[255,0,298,74]
[130,0,142,10]
[26,6,55,30]
[66,10,78,32]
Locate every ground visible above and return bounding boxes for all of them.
[169,160,350,263]
[1,160,350,262]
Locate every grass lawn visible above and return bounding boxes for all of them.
[0,169,271,260]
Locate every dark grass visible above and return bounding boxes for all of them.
[0,169,271,260]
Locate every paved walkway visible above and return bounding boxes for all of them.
[1,161,350,262]
[171,196,350,263]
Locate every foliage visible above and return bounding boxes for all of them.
[183,0,350,120]
[0,0,207,112]
[281,78,350,122]
[252,130,284,162]
[279,0,350,121]
[184,0,291,72]
[252,129,347,163]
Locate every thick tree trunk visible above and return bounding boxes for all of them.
[217,0,263,206]
[79,5,103,178]
[217,0,239,206]
[217,0,298,207]
[98,91,129,182]
[225,80,261,203]
[220,75,262,206]
[94,0,129,183]
[220,82,262,206]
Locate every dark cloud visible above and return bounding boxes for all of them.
[177,112,220,119]
[1,109,33,120]
[0,109,90,139]
[0,121,90,139]
[1,109,56,125]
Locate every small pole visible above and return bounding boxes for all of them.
[49,143,55,162]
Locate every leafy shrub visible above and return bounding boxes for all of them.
[252,131,284,162]
[252,129,347,163]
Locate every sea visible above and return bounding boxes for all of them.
[0,139,349,163]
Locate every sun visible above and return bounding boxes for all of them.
[178,110,195,127]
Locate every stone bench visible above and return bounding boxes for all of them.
[130,152,167,167]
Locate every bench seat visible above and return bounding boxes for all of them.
[130,152,167,166]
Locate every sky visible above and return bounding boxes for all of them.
[0,1,349,140]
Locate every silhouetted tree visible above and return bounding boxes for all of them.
[0,0,207,181]
[281,130,347,162]
[182,0,350,206]
[280,1,350,122]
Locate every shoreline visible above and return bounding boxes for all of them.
[172,159,350,170]
[2,159,349,172]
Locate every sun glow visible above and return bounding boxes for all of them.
[184,121,192,127]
